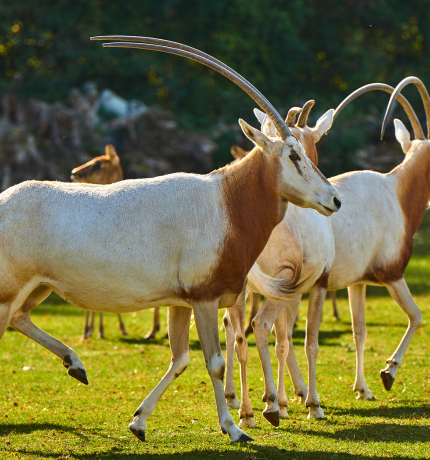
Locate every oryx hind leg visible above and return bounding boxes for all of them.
[381,278,422,391]
[9,285,88,385]
[129,306,191,442]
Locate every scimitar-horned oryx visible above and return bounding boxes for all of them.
[1,35,340,443]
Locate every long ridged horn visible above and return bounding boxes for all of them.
[91,35,292,139]
[381,77,430,140]
[333,83,424,140]
[296,100,315,127]
[285,107,302,127]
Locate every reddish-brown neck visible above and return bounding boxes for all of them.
[391,145,430,238]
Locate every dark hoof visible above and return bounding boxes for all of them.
[380,370,395,391]
[129,426,146,442]
[263,410,279,427]
[238,433,254,442]
[68,367,89,385]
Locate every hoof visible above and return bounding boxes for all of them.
[263,410,279,427]
[380,370,395,390]
[356,390,375,401]
[68,367,88,385]
[308,406,325,419]
[279,406,289,419]
[129,425,146,442]
[239,416,256,429]
[226,396,239,410]
[238,433,254,442]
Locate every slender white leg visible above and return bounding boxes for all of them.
[245,291,260,337]
[285,296,308,401]
[193,301,252,442]
[380,278,422,390]
[223,312,240,409]
[129,306,191,441]
[144,307,161,339]
[9,286,88,384]
[273,305,290,419]
[305,281,327,419]
[252,297,285,427]
[348,284,373,400]
[117,314,128,335]
[227,290,255,428]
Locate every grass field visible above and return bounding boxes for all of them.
[1,217,430,459]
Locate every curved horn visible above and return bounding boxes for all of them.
[381,77,430,140]
[296,100,315,127]
[285,107,302,127]
[91,36,292,139]
[333,83,424,140]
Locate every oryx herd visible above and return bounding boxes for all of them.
[1,35,429,443]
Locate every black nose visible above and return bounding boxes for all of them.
[333,197,341,209]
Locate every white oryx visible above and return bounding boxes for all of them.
[1,36,341,443]
[224,79,427,428]
[223,101,337,428]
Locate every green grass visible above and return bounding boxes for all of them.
[1,217,430,459]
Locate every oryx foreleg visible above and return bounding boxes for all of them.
[193,300,252,442]
[348,284,373,400]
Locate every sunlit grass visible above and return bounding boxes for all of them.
[1,215,430,458]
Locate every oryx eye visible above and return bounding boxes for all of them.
[289,153,301,161]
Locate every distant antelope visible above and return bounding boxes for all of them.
[2,35,340,443]
[224,81,426,426]
[71,144,128,339]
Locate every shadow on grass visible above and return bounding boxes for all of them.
[4,445,422,460]
[279,422,430,445]
[332,404,430,419]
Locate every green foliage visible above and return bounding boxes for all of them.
[1,0,430,140]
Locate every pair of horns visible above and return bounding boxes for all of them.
[285,100,316,127]
[91,35,293,140]
[381,77,430,140]
[333,82,426,141]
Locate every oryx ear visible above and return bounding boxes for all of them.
[312,109,334,142]
[105,144,120,163]
[239,119,271,150]
[394,119,411,153]
[253,108,266,124]
[253,108,277,137]
[230,145,248,160]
